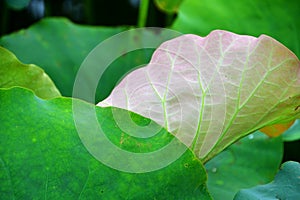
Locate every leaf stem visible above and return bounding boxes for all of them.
[84,0,94,24]
[137,0,149,27]
[165,13,175,27]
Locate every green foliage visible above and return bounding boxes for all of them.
[0,1,299,198]
[154,0,184,13]
[206,132,283,200]
[0,46,60,99]
[172,0,300,57]
[0,87,211,199]
[0,18,182,103]
[234,161,300,200]
[4,0,30,10]
[282,120,300,142]
[0,18,128,101]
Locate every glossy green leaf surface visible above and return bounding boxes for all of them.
[172,0,300,57]
[234,161,300,200]
[0,46,60,99]
[0,87,211,199]
[205,132,283,200]
[99,30,300,162]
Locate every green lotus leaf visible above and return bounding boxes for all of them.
[5,0,30,10]
[282,119,300,142]
[0,17,127,102]
[0,46,60,99]
[0,87,211,199]
[206,132,283,200]
[234,161,300,200]
[98,30,300,162]
[172,0,300,57]
[0,18,181,103]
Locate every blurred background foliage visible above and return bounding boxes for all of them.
[0,0,169,36]
[1,0,299,163]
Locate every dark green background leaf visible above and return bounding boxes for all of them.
[0,18,180,103]
[282,119,300,142]
[5,0,30,10]
[234,161,300,200]
[0,46,60,99]
[0,18,127,102]
[0,87,211,199]
[205,132,283,200]
[172,0,300,57]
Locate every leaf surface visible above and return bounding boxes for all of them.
[0,87,211,199]
[234,161,300,200]
[0,46,60,99]
[99,30,300,162]
[0,18,127,101]
[205,132,283,200]
[5,0,30,10]
[282,119,300,142]
[172,0,300,57]
[0,18,179,102]
[260,120,295,137]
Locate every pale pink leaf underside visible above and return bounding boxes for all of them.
[98,30,300,162]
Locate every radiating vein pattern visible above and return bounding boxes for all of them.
[98,30,300,162]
